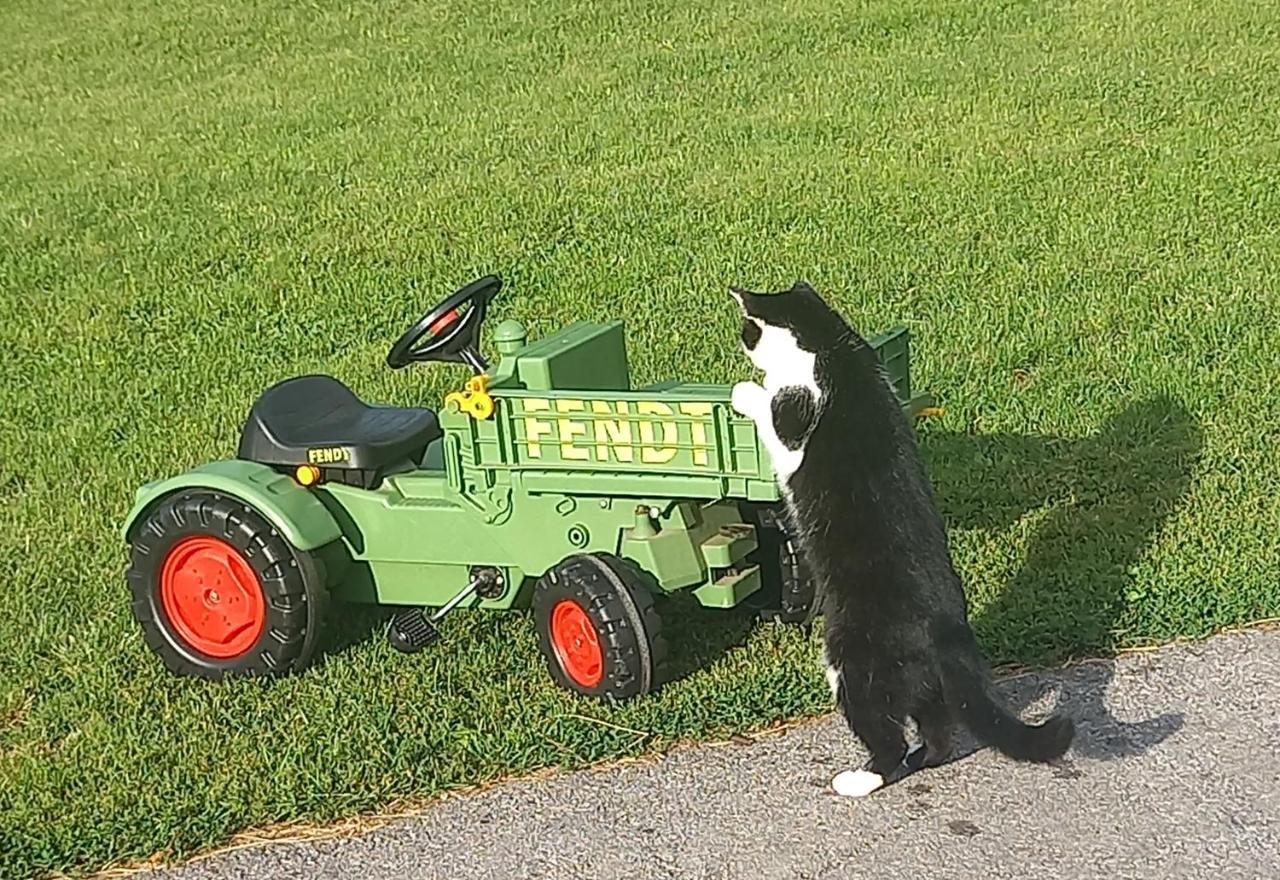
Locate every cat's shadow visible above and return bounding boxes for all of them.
[919,394,1202,761]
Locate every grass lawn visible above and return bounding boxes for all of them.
[2,0,1278,875]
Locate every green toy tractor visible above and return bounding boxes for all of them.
[122,276,935,701]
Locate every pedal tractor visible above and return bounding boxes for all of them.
[122,276,935,701]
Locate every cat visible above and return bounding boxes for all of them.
[728,281,1074,797]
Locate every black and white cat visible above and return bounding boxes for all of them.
[729,281,1074,797]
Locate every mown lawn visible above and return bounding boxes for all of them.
[2,0,1277,876]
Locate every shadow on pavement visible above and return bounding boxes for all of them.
[923,394,1202,759]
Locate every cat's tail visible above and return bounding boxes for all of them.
[940,643,1075,763]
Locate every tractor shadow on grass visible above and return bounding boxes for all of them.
[310,604,395,672]
[656,592,759,687]
[921,394,1202,760]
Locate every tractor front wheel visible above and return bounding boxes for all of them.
[126,490,330,680]
[533,553,666,702]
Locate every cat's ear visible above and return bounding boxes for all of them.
[789,280,835,317]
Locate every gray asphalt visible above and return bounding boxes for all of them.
[141,629,1280,880]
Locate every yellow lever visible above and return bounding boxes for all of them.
[445,374,496,420]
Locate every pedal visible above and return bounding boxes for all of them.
[387,608,440,653]
[386,568,502,654]
[752,603,803,626]
[753,604,811,625]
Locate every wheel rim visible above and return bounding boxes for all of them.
[159,536,266,659]
[549,599,603,688]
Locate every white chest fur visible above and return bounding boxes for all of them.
[730,322,823,484]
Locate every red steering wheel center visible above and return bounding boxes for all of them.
[159,536,266,659]
[428,307,462,336]
[549,599,603,687]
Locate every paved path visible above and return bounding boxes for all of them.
[142,629,1280,880]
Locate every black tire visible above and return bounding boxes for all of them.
[744,503,814,624]
[126,489,330,680]
[532,553,667,702]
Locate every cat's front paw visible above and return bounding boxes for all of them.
[731,381,763,417]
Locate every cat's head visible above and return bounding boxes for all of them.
[729,280,849,374]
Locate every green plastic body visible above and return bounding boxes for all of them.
[123,320,931,612]
[122,459,344,550]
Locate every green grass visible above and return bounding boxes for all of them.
[2,0,1278,875]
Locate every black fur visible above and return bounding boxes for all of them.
[735,281,1074,784]
[770,387,818,451]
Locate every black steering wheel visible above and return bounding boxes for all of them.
[386,274,502,371]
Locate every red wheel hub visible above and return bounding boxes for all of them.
[159,536,266,659]
[549,599,603,688]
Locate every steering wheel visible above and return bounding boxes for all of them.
[386,274,502,371]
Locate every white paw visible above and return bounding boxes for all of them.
[832,769,884,798]
[731,381,762,417]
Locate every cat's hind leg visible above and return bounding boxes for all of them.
[915,699,956,769]
[821,646,841,700]
[831,704,915,798]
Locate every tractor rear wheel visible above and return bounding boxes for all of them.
[126,490,330,680]
[533,553,666,702]
[744,503,814,624]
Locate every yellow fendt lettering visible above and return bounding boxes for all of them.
[307,446,348,464]
[590,400,633,463]
[514,396,716,469]
[677,402,713,465]
[636,401,677,464]
[522,398,554,458]
[555,399,590,461]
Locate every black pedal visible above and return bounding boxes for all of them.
[754,605,811,625]
[387,608,440,653]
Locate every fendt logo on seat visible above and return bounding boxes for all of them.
[307,446,350,464]
[515,398,715,467]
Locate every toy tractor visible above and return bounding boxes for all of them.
[122,275,935,701]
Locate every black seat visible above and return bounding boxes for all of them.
[237,375,441,472]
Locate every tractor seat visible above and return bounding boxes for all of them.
[237,375,441,472]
